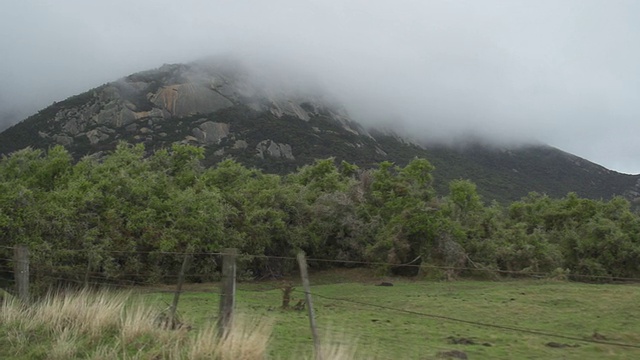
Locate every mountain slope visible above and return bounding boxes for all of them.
[1,61,638,203]
[422,143,640,202]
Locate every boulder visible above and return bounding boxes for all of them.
[256,140,294,160]
[86,129,110,144]
[233,140,248,149]
[54,135,74,146]
[62,118,86,135]
[192,122,229,144]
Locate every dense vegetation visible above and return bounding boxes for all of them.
[1,143,639,289]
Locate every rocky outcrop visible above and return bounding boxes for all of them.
[256,140,294,160]
[62,118,86,135]
[151,84,233,117]
[192,121,229,144]
[15,61,366,156]
[2,59,640,207]
[232,140,248,149]
[268,99,311,121]
[54,135,73,146]
[86,127,115,144]
[94,104,137,127]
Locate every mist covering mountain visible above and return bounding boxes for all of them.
[1,60,639,204]
[0,109,23,133]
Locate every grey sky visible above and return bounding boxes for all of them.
[1,1,639,174]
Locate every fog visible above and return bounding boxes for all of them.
[1,1,639,174]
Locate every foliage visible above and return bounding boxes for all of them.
[1,144,639,289]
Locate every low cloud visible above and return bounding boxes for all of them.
[1,0,639,173]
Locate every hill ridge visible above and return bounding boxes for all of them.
[1,60,638,203]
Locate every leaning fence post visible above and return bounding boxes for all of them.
[13,245,29,303]
[218,248,237,337]
[297,251,322,360]
[169,252,191,328]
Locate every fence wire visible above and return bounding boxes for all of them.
[2,246,640,353]
[291,289,640,349]
[5,246,640,283]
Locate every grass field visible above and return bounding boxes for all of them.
[1,269,638,359]
[145,269,640,359]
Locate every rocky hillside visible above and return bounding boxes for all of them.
[0,62,361,154]
[1,60,639,203]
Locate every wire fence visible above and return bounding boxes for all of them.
[2,246,640,289]
[3,244,639,282]
[1,245,639,355]
[291,289,640,349]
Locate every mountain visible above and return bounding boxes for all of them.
[1,60,639,204]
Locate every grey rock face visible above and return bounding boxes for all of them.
[151,84,234,117]
[85,127,114,145]
[279,144,294,160]
[54,135,74,146]
[40,61,365,153]
[232,140,248,149]
[62,118,86,135]
[256,140,294,160]
[86,129,109,144]
[192,121,230,144]
[93,103,137,128]
[268,99,311,121]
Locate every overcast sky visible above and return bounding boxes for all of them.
[1,1,639,174]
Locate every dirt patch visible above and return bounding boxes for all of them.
[436,350,468,359]
[545,342,579,348]
[447,336,492,347]
[447,337,475,345]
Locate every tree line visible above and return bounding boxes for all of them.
[1,143,639,287]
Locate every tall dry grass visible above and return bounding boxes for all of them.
[185,317,272,360]
[0,290,365,359]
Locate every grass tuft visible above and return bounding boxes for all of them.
[50,327,79,360]
[0,289,282,359]
[212,316,273,360]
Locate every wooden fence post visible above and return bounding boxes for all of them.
[169,252,191,328]
[297,251,322,360]
[13,245,29,303]
[218,248,237,337]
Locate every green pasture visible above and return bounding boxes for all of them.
[145,270,640,359]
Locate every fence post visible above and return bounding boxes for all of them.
[297,251,322,360]
[218,248,237,337]
[13,245,29,303]
[169,252,191,328]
